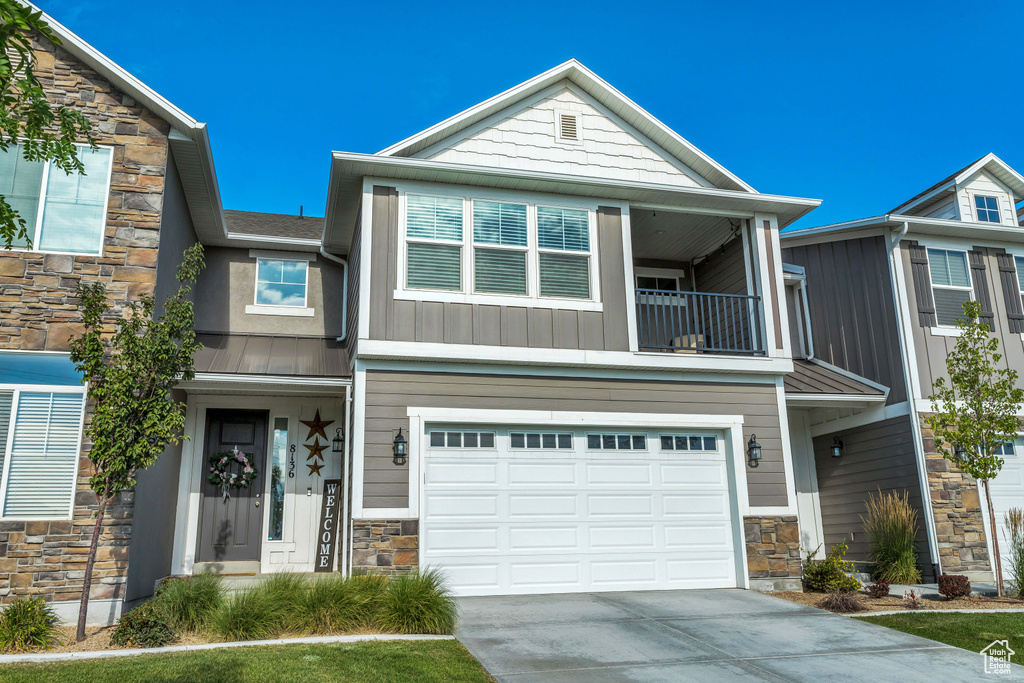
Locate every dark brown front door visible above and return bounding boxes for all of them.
[197,409,268,563]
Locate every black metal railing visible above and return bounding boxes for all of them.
[635,289,765,355]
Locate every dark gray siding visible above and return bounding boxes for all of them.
[153,154,198,312]
[693,234,746,295]
[345,209,361,358]
[362,371,787,509]
[367,186,629,351]
[783,236,907,405]
[812,415,929,567]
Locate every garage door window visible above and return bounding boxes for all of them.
[429,431,495,449]
[510,432,572,449]
[996,439,1022,457]
[660,435,718,452]
[586,434,647,450]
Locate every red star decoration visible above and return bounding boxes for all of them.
[304,437,326,462]
[307,461,324,477]
[300,409,333,441]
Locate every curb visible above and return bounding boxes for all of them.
[0,633,455,665]
[849,608,1024,617]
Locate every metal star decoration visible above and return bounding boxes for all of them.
[300,409,333,441]
[304,437,326,462]
[307,460,324,477]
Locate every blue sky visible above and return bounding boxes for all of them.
[39,0,1024,229]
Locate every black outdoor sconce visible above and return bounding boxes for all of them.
[954,444,967,465]
[747,433,762,467]
[393,428,408,466]
[831,436,844,458]
[332,427,345,454]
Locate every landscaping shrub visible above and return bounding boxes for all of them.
[210,584,289,642]
[153,574,225,632]
[866,581,890,598]
[802,541,861,593]
[0,597,61,652]
[937,574,971,599]
[1003,507,1024,598]
[110,602,175,648]
[903,590,921,609]
[817,590,865,613]
[290,574,374,634]
[862,489,921,584]
[377,569,459,635]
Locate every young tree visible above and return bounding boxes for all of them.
[928,300,1024,597]
[68,244,204,641]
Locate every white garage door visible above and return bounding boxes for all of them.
[420,426,740,596]
[988,440,1024,582]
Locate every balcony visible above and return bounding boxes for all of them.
[635,289,765,355]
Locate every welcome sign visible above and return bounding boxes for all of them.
[315,479,343,572]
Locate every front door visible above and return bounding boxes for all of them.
[197,409,269,563]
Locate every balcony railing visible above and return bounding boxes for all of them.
[635,289,765,355]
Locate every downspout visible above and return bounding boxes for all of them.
[798,278,814,360]
[888,219,942,579]
[319,246,348,343]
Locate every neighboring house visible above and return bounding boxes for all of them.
[782,153,1024,583]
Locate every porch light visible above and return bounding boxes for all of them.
[831,437,844,458]
[332,427,345,453]
[954,444,968,464]
[393,428,408,466]
[747,434,762,466]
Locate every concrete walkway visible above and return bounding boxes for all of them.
[456,589,1021,681]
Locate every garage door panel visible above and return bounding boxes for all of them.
[421,425,739,596]
[991,453,1024,582]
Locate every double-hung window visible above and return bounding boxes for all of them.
[974,195,1000,223]
[0,353,86,519]
[537,206,591,299]
[473,200,528,295]
[927,248,973,326]
[0,143,113,254]
[406,194,464,291]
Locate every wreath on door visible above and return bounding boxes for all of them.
[208,447,259,500]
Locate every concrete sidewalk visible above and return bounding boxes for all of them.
[456,589,1020,681]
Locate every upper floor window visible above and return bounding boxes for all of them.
[402,192,596,305]
[0,143,113,255]
[927,248,972,326]
[974,195,1000,223]
[255,258,308,307]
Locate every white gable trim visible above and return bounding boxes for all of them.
[377,59,755,193]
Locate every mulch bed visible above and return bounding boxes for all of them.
[769,589,1024,613]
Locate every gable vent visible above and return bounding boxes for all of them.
[558,113,579,141]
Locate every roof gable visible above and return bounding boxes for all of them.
[379,59,754,192]
[414,81,712,188]
[891,153,1024,215]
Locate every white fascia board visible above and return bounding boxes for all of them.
[357,339,793,375]
[785,394,888,407]
[954,153,1024,199]
[804,358,891,395]
[781,215,893,242]
[408,407,745,429]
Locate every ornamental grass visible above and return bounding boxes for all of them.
[1003,507,1024,598]
[862,489,922,585]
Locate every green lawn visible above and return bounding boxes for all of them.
[856,612,1024,664]
[0,640,494,683]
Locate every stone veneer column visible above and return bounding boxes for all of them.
[351,520,418,574]
[744,515,802,590]
[919,415,993,579]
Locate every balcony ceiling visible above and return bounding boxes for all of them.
[630,208,739,262]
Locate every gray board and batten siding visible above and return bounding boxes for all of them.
[367,185,630,351]
[811,415,930,570]
[782,236,907,405]
[361,370,788,510]
[901,241,1024,395]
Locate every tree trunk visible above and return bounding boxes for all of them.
[983,479,1005,598]
[76,495,108,642]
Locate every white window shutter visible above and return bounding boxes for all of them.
[3,392,84,518]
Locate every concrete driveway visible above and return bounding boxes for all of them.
[456,589,1015,681]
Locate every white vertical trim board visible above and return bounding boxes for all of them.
[620,204,640,352]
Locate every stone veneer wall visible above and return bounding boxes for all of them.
[350,520,419,574]
[0,32,170,607]
[744,516,802,589]
[919,415,992,577]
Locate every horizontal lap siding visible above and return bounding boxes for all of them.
[812,416,929,564]
[368,185,628,352]
[362,371,786,509]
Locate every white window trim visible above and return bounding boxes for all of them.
[393,184,603,312]
[926,247,974,330]
[3,143,114,256]
[585,433,649,451]
[658,433,721,453]
[248,256,312,316]
[0,382,86,521]
[968,190,1004,225]
[426,429,498,450]
[509,430,575,451]
[470,198,530,297]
